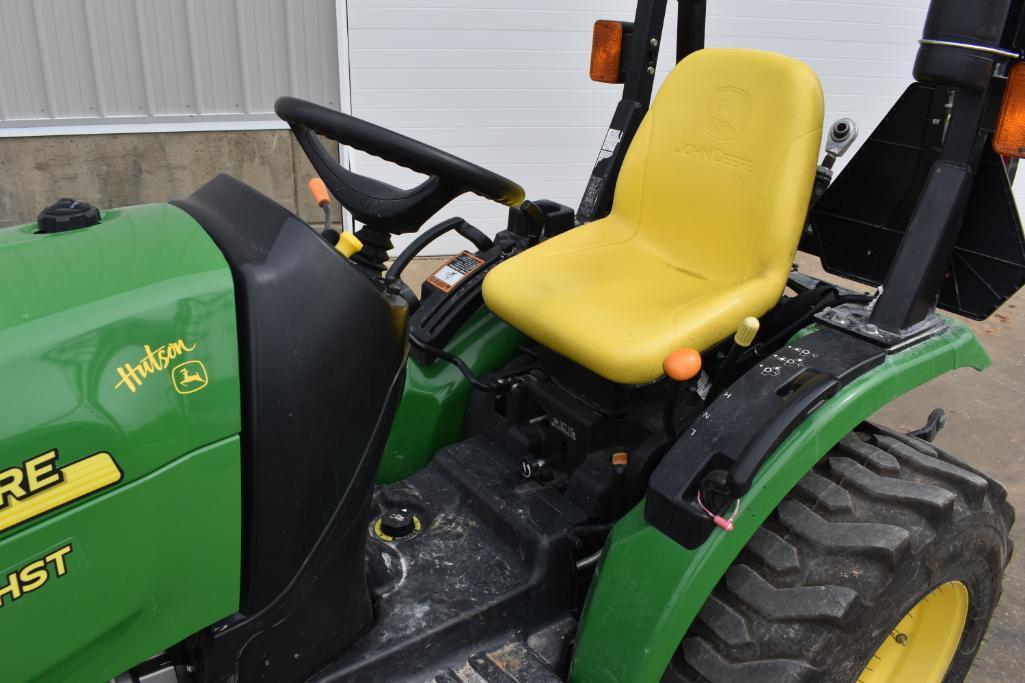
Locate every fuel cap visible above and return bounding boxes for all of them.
[373,508,421,541]
[37,198,101,233]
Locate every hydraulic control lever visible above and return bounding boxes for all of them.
[706,316,760,404]
[308,177,363,259]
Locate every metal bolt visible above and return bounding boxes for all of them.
[646,66,656,75]
[895,632,909,646]
[650,38,659,47]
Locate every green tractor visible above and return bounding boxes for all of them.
[2,1,1022,681]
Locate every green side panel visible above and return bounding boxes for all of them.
[0,203,240,486]
[570,320,989,682]
[0,436,241,683]
[0,205,242,679]
[379,307,525,483]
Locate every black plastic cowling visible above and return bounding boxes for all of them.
[172,175,409,682]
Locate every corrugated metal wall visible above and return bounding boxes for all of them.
[0,0,340,131]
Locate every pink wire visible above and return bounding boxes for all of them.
[697,491,740,530]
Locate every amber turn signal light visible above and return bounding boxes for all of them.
[590,20,624,84]
[994,63,1025,158]
[308,177,331,207]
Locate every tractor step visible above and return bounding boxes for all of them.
[435,618,574,683]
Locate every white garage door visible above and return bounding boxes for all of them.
[346,0,1012,255]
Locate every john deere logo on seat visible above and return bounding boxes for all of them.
[705,87,750,141]
[172,360,208,395]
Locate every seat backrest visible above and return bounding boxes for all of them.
[611,48,824,285]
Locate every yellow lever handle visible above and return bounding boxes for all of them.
[335,232,363,259]
[734,316,760,348]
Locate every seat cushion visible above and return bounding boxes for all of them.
[483,48,823,384]
[482,214,784,384]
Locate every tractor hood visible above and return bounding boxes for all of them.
[0,203,241,507]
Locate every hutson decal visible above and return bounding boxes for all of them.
[0,450,123,535]
[114,338,198,394]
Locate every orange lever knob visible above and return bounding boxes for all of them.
[663,348,702,382]
[308,177,331,207]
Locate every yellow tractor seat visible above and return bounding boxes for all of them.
[482,48,824,385]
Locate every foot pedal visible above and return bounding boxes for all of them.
[438,642,561,683]
[435,618,574,683]
[908,408,946,443]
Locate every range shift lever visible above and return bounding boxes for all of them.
[662,347,702,442]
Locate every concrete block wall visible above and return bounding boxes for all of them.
[0,131,337,228]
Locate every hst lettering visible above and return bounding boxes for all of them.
[115,338,197,393]
[0,544,73,609]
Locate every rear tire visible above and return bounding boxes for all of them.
[663,423,1014,683]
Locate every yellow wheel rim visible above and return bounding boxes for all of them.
[859,580,969,683]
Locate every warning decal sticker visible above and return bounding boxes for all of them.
[427,251,487,293]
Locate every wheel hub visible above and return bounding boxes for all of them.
[859,580,969,682]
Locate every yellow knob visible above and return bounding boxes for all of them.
[335,232,363,259]
[734,316,760,347]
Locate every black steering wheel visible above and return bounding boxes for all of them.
[275,96,525,236]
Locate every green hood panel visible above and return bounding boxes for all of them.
[0,203,240,520]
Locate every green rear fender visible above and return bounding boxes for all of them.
[569,320,989,682]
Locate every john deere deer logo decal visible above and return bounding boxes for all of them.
[172,360,208,395]
[115,338,209,395]
[705,87,750,141]
[115,338,197,393]
[179,365,203,386]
